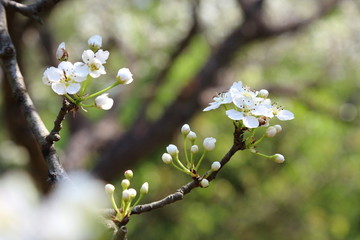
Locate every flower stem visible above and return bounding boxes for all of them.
[83,82,120,100]
[195,150,206,171]
[64,94,76,104]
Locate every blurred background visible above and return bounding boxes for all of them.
[1,0,360,239]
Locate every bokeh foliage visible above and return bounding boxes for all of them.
[1,0,360,239]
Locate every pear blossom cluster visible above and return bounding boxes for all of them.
[204,81,294,128]
[42,35,134,111]
[105,170,149,223]
[204,81,295,164]
[162,124,221,187]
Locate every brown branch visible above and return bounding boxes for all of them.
[131,125,245,215]
[3,0,62,23]
[0,3,67,184]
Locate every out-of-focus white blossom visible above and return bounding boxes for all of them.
[266,126,277,138]
[105,184,115,195]
[191,145,199,154]
[186,131,197,141]
[121,179,130,189]
[273,153,285,163]
[124,170,133,179]
[0,171,108,240]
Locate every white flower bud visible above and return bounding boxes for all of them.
[191,145,199,154]
[200,179,209,188]
[88,35,102,51]
[128,188,137,198]
[121,179,130,189]
[162,153,173,164]
[105,184,115,195]
[95,93,114,110]
[116,68,133,84]
[211,161,221,171]
[266,126,277,138]
[274,124,282,133]
[122,189,131,201]
[186,131,197,141]
[124,170,133,179]
[166,144,179,156]
[56,42,68,61]
[273,153,285,163]
[181,124,191,135]
[258,89,269,98]
[140,182,149,195]
[203,137,216,151]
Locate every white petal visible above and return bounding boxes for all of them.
[88,35,102,48]
[95,50,109,64]
[58,61,74,75]
[95,94,114,110]
[46,67,63,82]
[252,104,274,118]
[82,50,95,63]
[51,83,66,95]
[226,109,244,120]
[277,110,294,121]
[66,83,81,94]
[74,63,89,77]
[203,102,220,111]
[243,116,259,128]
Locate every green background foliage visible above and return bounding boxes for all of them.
[1,0,360,239]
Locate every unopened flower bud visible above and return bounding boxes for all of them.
[128,188,137,198]
[162,153,172,164]
[191,145,199,154]
[88,35,102,51]
[258,89,269,98]
[124,170,133,179]
[166,144,179,156]
[116,68,133,84]
[274,124,282,133]
[181,124,191,135]
[105,184,115,195]
[266,126,277,138]
[186,131,197,141]
[272,153,285,163]
[200,179,209,188]
[203,137,216,151]
[95,93,114,110]
[121,179,130,189]
[140,182,149,195]
[56,42,68,61]
[211,161,221,171]
[122,189,131,201]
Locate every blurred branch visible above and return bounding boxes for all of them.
[93,0,344,181]
[0,2,67,184]
[2,0,62,23]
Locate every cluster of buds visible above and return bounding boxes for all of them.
[105,170,149,223]
[162,124,221,188]
[43,35,133,111]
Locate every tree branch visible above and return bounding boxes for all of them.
[0,3,67,184]
[131,125,245,215]
[2,0,61,23]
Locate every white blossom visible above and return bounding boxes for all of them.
[88,35,102,50]
[203,137,216,151]
[140,182,149,195]
[116,68,133,84]
[162,153,173,164]
[273,153,285,163]
[200,179,209,188]
[211,161,221,171]
[76,49,109,78]
[56,42,68,61]
[203,92,232,111]
[95,93,114,110]
[43,61,86,95]
[105,184,115,195]
[166,144,179,156]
